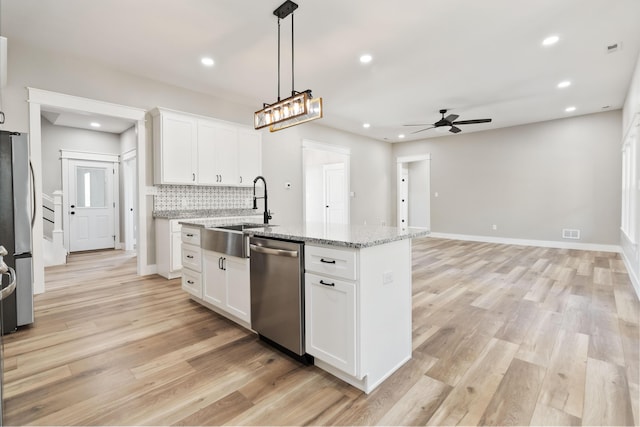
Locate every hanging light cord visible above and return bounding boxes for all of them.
[277,18,281,102]
[291,12,295,96]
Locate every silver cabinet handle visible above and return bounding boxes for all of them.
[249,244,298,258]
[0,266,17,301]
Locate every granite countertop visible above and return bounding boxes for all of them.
[247,223,429,248]
[153,208,260,219]
[179,218,429,248]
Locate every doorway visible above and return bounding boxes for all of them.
[302,140,350,225]
[27,88,147,294]
[397,154,431,230]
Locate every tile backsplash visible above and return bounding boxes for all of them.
[154,185,254,211]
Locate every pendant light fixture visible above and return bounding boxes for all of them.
[254,0,323,132]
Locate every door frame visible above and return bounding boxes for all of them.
[61,150,120,252]
[27,88,147,294]
[302,139,351,225]
[122,149,137,251]
[396,154,431,230]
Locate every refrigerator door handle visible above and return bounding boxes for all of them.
[0,266,16,301]
[30,161,36,228]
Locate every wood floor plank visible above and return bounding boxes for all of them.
[582,357,635,426]
[536,329,589,418]
[478,358,546,426]
[2,240,637,426]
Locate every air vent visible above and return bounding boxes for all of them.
[562,228,581,240]
[606,42,622,54]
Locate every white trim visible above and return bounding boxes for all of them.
[60,150,119,163]
[302,139,351,155]
[428,232,622,253]
[121,148,136,161]
[396,153,431,163]
[27,88,148,294]
[620,246,640,300]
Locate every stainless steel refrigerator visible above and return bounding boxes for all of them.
[0,131,35,334]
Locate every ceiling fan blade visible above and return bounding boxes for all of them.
[452,118,492,125]
[410,126,435,134]
[403,123,432,127]
[449,126,462,134]
[444,114,459,123]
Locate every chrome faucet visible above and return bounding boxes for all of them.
[253,176,272,224]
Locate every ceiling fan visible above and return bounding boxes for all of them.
[404,109,492,134]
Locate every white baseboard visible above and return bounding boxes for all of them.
[428,232,621,253]
[140,263,157,276]
[620,249,640,301]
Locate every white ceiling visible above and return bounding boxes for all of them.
[2,0,640,141]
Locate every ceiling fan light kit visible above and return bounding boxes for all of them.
[254,0,323,132]
[405,109,492,135]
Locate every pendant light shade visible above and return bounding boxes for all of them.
[254,1,323,132]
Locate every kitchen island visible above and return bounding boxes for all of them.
[178,220,428,393]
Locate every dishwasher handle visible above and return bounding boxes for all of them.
[250,243,298,258]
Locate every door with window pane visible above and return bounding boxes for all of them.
[68,160,115,252]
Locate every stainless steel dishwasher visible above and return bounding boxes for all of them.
[249,236,310,362]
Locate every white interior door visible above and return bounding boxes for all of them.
[123,154,137,251]
[398,166,409,229]
[68,160,116,252]
[323,163,347,225]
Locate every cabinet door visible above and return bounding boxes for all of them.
[160,113,197,184]
[214,124,239,185]
[171,231,183,271]
[225,256,250,323]
[237,128,262,186]
[305,273,357,376]
[203,250,226,309]
[197,120,218,185]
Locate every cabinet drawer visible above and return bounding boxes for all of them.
[182,269,202,298]
[305,245,357,281]
[182,244,202,272]
[181,227,201,245]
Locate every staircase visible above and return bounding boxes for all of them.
[42,191,67,266]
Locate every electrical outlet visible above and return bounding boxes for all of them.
[492,224,497,230]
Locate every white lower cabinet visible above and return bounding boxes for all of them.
[304,240,412,394]
[305,272,357,376]
[203,250,251,325]
[181,268,202,299]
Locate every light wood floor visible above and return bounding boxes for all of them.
[3,238,638,426]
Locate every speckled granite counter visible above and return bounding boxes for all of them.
[153,208,260,219]
[247,223,429,248]
[179,220,429,248]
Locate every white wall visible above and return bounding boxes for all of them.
[40,119,121,196]
[263,123,392,227]
[393,110,622,245]
[621,52,640,296]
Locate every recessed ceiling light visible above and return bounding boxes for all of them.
[542,35,559,46]
[359,54,372,64]
[362,123,371,128]
[201,57,215,67]
[90,122,101,128]
[565,106,576,113]
[557,80,571,89]
[398,134,405,139]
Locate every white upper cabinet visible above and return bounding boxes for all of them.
[152,108,261,186]
[153,110,198,185]
[237,128,262,186]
